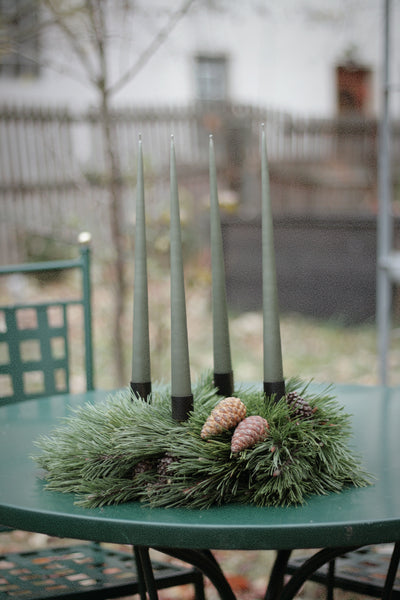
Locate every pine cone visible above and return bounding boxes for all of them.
[132,459,155,478]
[157,452,176,475]
[201,397,246,439]
[231,416,269,453]
[286,392,314,420]
[156,452,178,484]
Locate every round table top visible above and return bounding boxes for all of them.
[0,384,399,551]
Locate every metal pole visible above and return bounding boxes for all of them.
[377,0,392,385]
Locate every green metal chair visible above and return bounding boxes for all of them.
[0,236,204,599]
[0,240,94,404]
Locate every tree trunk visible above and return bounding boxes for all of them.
[100,88,127,386]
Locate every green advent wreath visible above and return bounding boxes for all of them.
[33,371,370,510]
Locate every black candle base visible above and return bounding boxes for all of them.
[264,380,286,401]
[213,371,234,397]
[171,395,194,421]
[130,381,152,400]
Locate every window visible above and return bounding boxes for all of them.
[195,55,228,102]
[0,0,40,78]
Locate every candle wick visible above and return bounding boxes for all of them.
[138,133,142,141]
[209,133,213,140]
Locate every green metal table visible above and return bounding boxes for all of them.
[0,384,399,599]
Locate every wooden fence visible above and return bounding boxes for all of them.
[0,101,394,264]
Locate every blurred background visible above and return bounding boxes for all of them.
[2,3,400,598]
[1,0,400,390]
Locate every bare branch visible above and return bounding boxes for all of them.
[84,0,107,90]
[43,0,98,85]
[108,0,197,98]
[37,53,98,88]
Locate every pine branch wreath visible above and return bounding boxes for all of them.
[33,372,370,510]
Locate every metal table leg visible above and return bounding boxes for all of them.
[133,546,148,600]
[135,546,160,600]
[264,549,292,600]
[277,546,361,600]
[327,559,335,600]
[134,543,400,600]
[156,547,236,600]
[382,541,400,600]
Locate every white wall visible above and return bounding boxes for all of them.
[183,0,384,116]
[0,0,398,118]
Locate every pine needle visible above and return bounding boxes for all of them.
[32,371,371,509]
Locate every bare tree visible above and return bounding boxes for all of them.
[2,0,196,385]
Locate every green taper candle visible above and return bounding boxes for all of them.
[170,135,193,420]
[131,135,152,400]
[209,135,234,396]
[261,124,285,400]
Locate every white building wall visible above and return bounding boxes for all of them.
[0,0,398,117]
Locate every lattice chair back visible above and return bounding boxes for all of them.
[0,237,94,405]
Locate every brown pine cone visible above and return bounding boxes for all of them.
[201,397,246,439]
[157,452,177,476]
[231,415,269,453]
[156,452,179,485]
[286,392,314,420]
[132,459,155,479]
